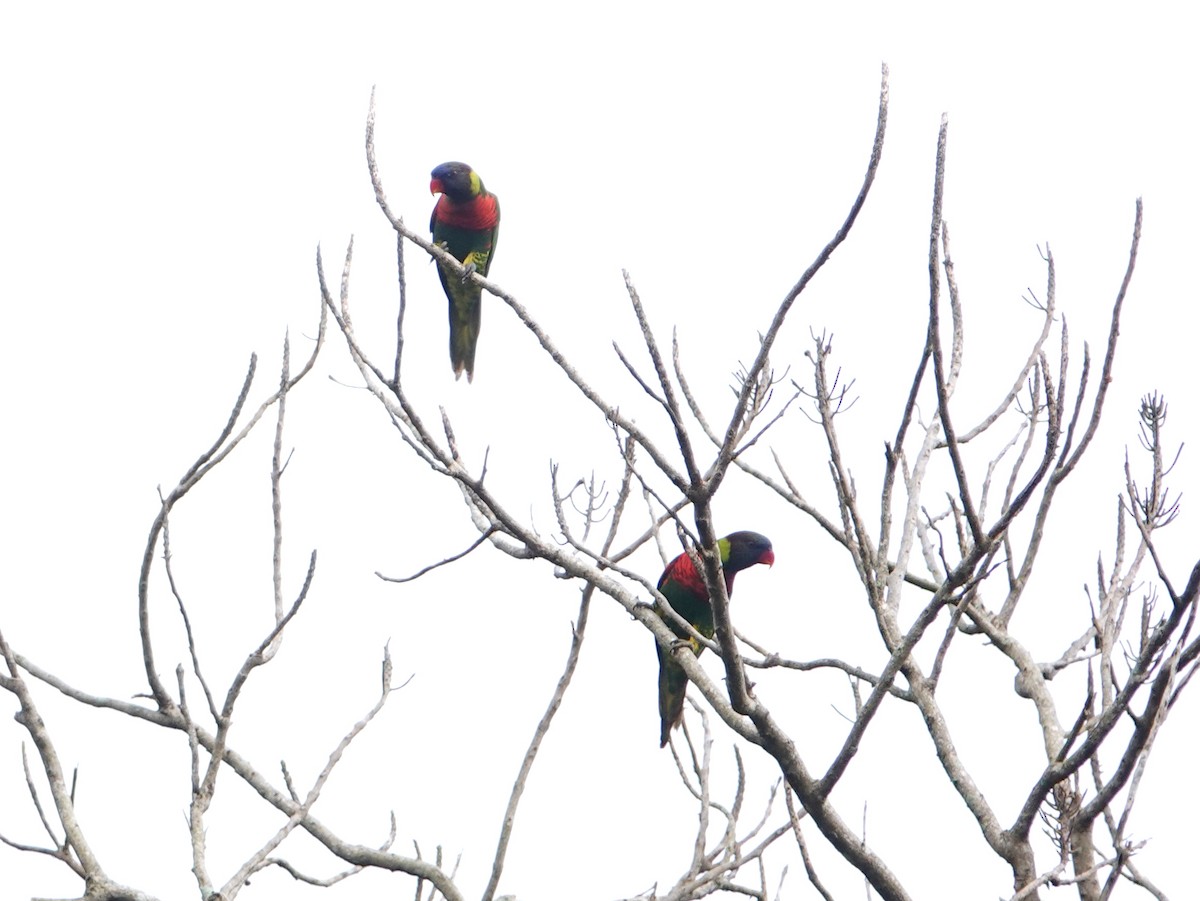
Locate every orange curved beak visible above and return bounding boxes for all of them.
[429,178,444,195]
[762,549,775,568]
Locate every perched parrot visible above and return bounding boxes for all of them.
[655,531,774,748]
[429,161,501,382]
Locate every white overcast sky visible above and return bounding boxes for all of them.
[2,3,1197,900]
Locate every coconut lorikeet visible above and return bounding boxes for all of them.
[429,161,500,382]
[655,531,774,748]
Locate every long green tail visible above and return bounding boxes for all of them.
[441,270,482,382]
[657,643,694,747]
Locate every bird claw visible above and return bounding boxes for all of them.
[669,638,694,653]
[460,261,477,284]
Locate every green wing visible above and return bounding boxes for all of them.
[431,216,498,382]
[655,576,713,747]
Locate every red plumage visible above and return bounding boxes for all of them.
[658,551,735,598]
[432,193,499,231]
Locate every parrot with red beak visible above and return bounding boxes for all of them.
[429,161,500,382]
[654,531,774,747]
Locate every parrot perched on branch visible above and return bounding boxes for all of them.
[429,161,500,382]
[654,531,774,748]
